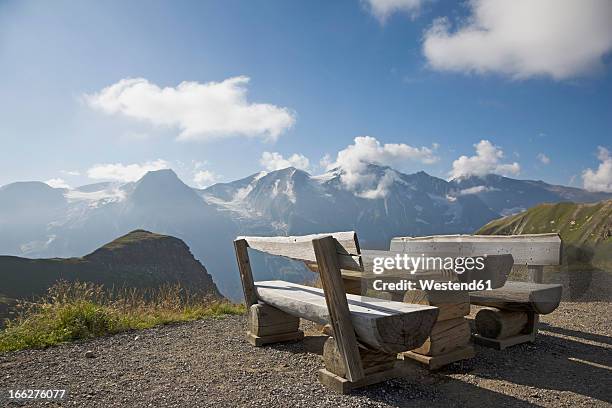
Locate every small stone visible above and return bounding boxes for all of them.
[84,350,96,358]
[134,335,140,341]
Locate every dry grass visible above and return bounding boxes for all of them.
[0,281,245,353]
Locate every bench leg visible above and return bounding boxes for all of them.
[401,345,475,370]
[401,290,474,369]
[319,337,401,394]
[247,331,304,347]
[472,310,539,350]
[246,303,303,347]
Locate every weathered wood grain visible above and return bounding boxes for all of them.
[390,233,562,266]
[474,307,528,339]
[403,289,470,321]
[238,232,363,271]
[313,236,364,382]
[248,303,300,336]
[323,337,397,378]
[402,345,475,370]
[412,317,471,356]
[470,281,563,314]
[254,280,439,354]
[234,239,258,307]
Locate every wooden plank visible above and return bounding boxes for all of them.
[246,330,304,347]
[470,281,563,314]
[248,303,300,336]
[249,303,298,327]
[254,280,439,353]
[234,239,258,307]
[403,289,470,321]
[322,337,397,378]
[390,233,562,266]
[402,345,475,370]
[318,367,402,394]
[250,321,300,337]
[355,250,513,289]
[238,231,363,271]
[312,236,364,382]
[412,317,471,356]
[472,333,535,350]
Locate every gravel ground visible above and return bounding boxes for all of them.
[1,299,610,408]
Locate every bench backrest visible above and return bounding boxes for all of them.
[237,231,364,272]
[390,233,562,283]
[390,233,562,266]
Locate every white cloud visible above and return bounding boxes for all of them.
[87,159,170,182]
[423,0,612,80]
[60,170,81,176]
[358,170,400,199]
[85,76,296,141]
[45,178,70,189]
[363,0,426,23]
[537,153,551,165]
[260,152,311,171]
[582,146,612,192]
[326,136,439,195]
[193,170,220,188]
[450,140,520,179]
[319,154,333,170]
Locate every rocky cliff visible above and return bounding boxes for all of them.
[0,230,223,301]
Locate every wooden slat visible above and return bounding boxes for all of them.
[234,239,258,307]
[312,236,364,382]
[470,281,563,314]
[390,233,562,266]
[238,231,363,271]
[254,280,439,354]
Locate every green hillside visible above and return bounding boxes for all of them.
[477,200,612,270]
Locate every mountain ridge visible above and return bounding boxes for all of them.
[1,165,610,298]
[0,229,222,302]
[477,200,612,269]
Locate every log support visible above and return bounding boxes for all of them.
[401,289,474,370]
[320,337,402,394]
[246,303,304,346]
[472,307,539,350]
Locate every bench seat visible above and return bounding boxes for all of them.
[470,281,563,315]
[255,280,439,354]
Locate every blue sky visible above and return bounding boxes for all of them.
[1,0,611,191]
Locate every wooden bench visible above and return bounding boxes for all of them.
[233,232,440,394]
[390,234,564,351]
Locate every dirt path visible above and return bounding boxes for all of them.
[1,301,610,407]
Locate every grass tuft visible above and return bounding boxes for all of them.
[0,281,245,353]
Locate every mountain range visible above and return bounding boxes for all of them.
[1,165,610,299]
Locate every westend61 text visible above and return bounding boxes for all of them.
[372,279,493,291]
